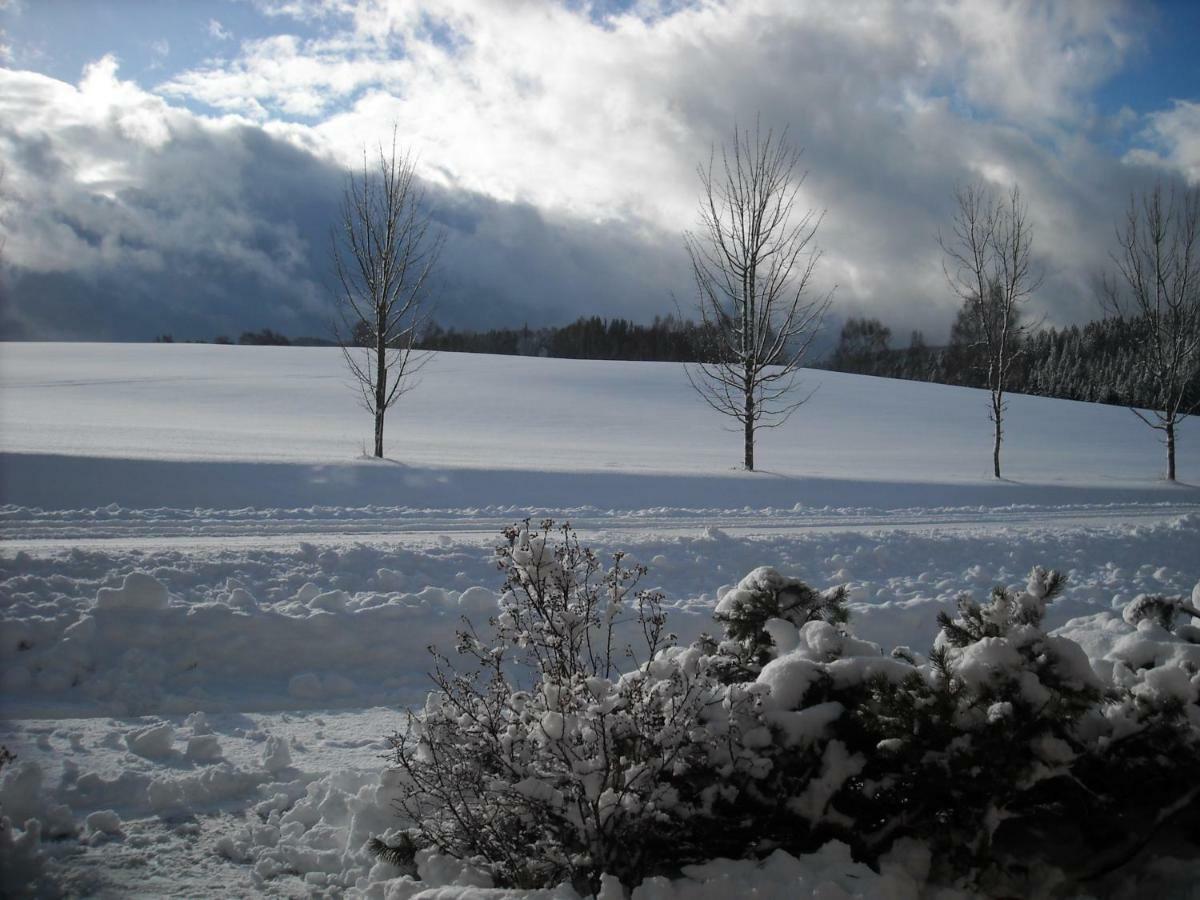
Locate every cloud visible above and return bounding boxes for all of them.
[160,33,401,120]
[0,59,332,337]
[245,0,355,22]
[935,0,1139,125]
[208,19,232,41]
[0,55,687,341]
[2,0,1195,346]
[1126,100,1200,184]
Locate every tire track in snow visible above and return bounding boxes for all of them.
[3,502,1198,552]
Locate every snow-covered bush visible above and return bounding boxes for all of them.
[1065,582,1200,878]
[381,530,1200,893]
[383,521,769,891]
[705,566,849,680]
[832,569,1113,882]
[771,567,1200,889]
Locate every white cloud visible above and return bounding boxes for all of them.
[245,0,355,22]
[1126,100,1200,184]
[160,0,1146,228]
[160,33,400,119]
[0,58,303,284]
[208,19,232,41]
[937,0,1138,125]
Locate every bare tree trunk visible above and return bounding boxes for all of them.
[992,390,1003,479]
[1167,419,1176,482]
[375,326,387,458]
[744,396,754,471]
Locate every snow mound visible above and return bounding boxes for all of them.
[125,722,175,758]
[95,571,169,611]
[85,809,122,835]
[628,840,930,900]
[185,734,223,763]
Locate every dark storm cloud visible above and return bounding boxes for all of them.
[430,188,688,332]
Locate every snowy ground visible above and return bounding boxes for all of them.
[1,343,1199,897]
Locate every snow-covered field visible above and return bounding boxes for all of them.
[1,342,1198,897]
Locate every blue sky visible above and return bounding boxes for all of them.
[5,2,269,84]
[1094,0,1200,109]
[1,0,1198,342]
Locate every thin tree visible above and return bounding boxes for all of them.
[332,132,443,458]
[1100,183,1200,482]
[939,183,1041,478]
[684,122,833,472]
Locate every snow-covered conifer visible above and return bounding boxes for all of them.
[839,567,1113,882]
[710,566,849,680]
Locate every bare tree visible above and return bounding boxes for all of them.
[684,122,833,472]
[333,131,443,459]
[939,183,1041,479]
[1101,183,1200,482]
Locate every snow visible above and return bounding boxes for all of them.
[757,655,825,710]
[629,841,928,899]
[1,343,1197,512]
[185,734,223,763]
[1,343,1199,897]
[94,571,169,610]
[5,517,1198,721]
[124,722,176,759]
[84,808,122,835]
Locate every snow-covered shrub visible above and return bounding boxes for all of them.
[706,566,849,680]
[1121,587,1200,634]
[707,566,1200,889]
[382,533,1200,894]
[699,580,891,847]
[1064,582,1200,877]
[829,568,1114,882]
[384,521,769,891]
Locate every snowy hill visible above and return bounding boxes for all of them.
[0,341,1196,511]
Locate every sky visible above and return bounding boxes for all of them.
[0,0,1198,344]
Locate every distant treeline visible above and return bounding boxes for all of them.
[158,310,1198,414]
[818,314,1200,412]
[156,329,329,347]
[417,315,715,362]
[162,316,718,361]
